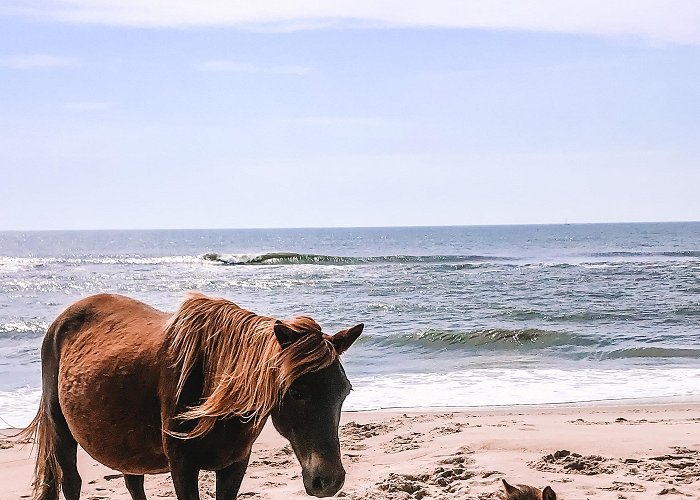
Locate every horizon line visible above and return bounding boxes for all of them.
[1,219,698,233]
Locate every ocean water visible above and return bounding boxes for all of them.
[1,223,699,426]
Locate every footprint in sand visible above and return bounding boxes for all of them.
[250,446,294,468]
[599,481,646,492]
[627,447,700,485]
[532,447,700,487]
[429,422,466,436]
[262,481,286,488]
[376,472,430,499]
[658,486,694,496]
[237,492,264,499]
[382,432,424,454]
[529,450,617,475]
[431,447,482,491]
[368,447,481,498]
[341,421,393,440]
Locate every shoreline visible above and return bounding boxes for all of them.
[4,393,700,432]
[339,394,700,414]
[2,400,699,499]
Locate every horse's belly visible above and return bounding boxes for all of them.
[59,345,169,474]
[69,411,168,474]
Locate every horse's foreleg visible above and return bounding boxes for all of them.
[124,474,147,500]
[215,455,251,500]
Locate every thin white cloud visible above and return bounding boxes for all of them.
[6,1,700,45]
[0,53,79,69]
[63,101,113,111]
[197,60,310,75]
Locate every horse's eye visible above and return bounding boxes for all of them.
[288,387,308,401]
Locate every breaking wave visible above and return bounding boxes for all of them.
[201,252,515,265]
[198,249,700,266]
[588,250,700,259]
[360,328,588,350]
[2,248,697,271]
[358,329,700,360]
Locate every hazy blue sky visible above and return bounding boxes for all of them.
[1,2,699,230]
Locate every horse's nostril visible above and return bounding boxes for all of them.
[305,470,345,496]
[312,476,325,491]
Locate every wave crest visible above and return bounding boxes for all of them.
[200,252,513,266]
[358,329,700,360]
[360,328,583,350]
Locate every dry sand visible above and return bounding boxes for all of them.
[1,400,699,499]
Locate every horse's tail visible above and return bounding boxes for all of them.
[18,314,63,500]
[17,396,62,500]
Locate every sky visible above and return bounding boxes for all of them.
[1,1,699,230]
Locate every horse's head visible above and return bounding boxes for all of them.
[270,321,363,497]
[502,479,557,500]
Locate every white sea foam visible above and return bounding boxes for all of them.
[0,320,50,334]
[0,388,40,428]
[0,256,43,272]
[207,253,268,264]
[0,255,205,270]
[344,367,700,411]
[2,369,699,427]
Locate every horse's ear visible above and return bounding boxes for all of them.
[502,479,519,496]
[542,486,557,500]
[274,322,299,349]
[331,323,363,354]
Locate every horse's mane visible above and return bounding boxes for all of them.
[164,293,337,438]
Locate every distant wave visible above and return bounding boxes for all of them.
[358,329,700,360]
[601,347,700,360]
[359,328,588,350]
[1,248,697,271]
[201,252,516,266]
[589,250,700,259]
[0,255,203,270]
[503,309,634,322]
[201,249,700,267]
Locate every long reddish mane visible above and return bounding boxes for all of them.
[165,293,337,438]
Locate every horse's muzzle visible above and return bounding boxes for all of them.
[303,465,346,497]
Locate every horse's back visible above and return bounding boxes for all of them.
[48,293,168,344]
[49,293,170,369]
[51,294,172,473]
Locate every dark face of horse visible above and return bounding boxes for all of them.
[270,323,362,497]
[272,362,351,496]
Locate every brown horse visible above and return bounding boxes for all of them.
[501,479,557,500]
[21,293,363,500]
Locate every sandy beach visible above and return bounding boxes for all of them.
[1,399,698,499]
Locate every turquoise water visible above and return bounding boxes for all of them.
[1,223,699,424]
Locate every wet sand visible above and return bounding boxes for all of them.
[1,400,699,499]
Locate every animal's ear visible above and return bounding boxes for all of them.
[330,323,364,354]
[274,322,299,349]
[502,479,519,496]
[542,486,557,500]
